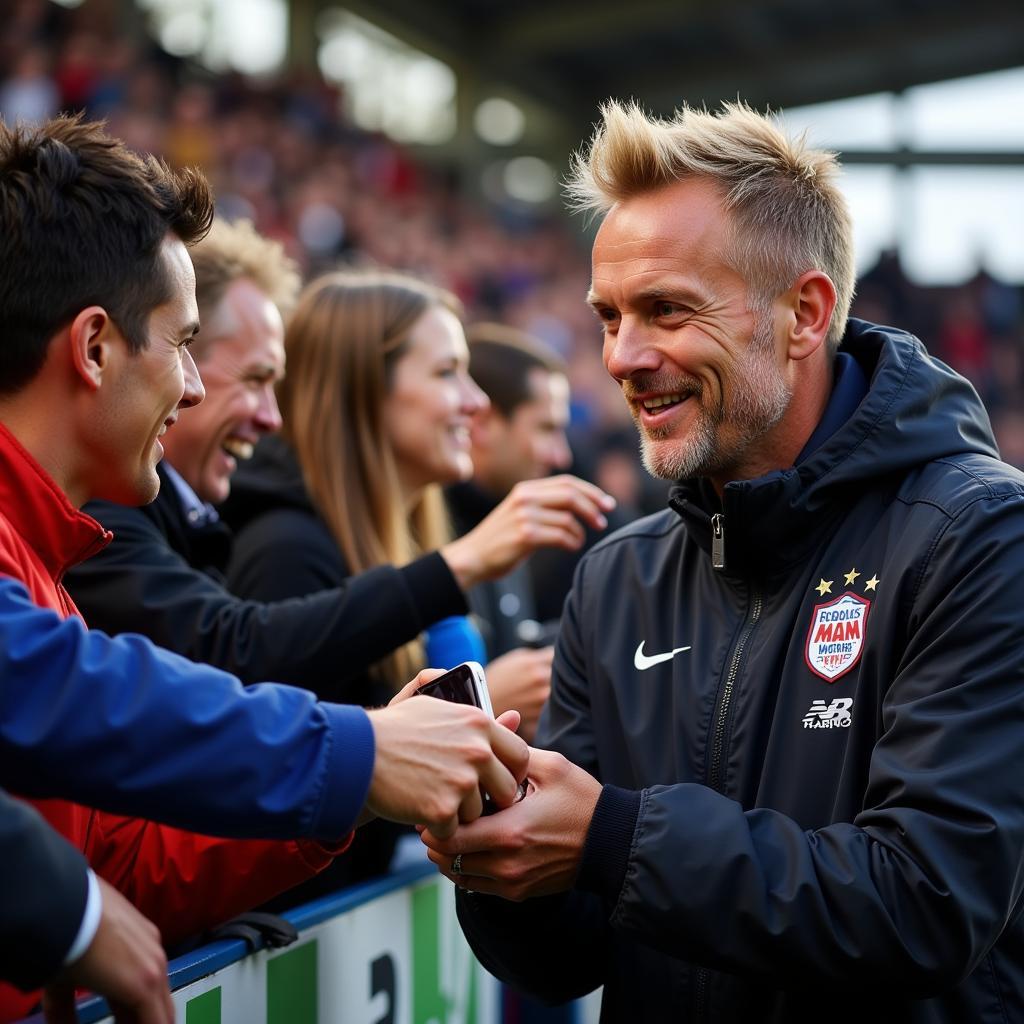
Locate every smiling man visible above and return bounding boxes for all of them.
[423,101,1024,1023]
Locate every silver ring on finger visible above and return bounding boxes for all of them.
[452,854,463,875]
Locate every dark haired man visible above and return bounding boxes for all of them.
[0,115,528,1020]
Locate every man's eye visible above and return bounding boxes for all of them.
[654,302,679,317]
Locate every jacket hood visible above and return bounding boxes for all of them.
[797,318,996,491]
[668,319,999,576]
[220,434,314,532]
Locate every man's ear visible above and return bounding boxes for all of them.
[785,271,837,362]
[68,306,118,391]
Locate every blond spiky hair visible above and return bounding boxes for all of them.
[566,100,855,351]
[190,218,302,352]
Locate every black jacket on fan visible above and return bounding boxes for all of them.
[66,461,466,699]
[458,319,1024,1023]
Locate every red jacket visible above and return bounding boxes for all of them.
[0,423,343,1020]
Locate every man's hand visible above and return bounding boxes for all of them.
[42,877,173,1024]
[441,475,615,590]
[486,646,554,742]
[419,747,602,901]
[364,671,530,839]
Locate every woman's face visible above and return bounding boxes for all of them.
[383,305,489,496]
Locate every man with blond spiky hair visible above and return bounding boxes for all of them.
[421,100,1024,1022]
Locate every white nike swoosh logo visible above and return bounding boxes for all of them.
[634,641,692,671]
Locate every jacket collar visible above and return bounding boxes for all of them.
[0,421,111,579]
[668,319,997,579]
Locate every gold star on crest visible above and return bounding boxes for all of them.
[865,575,880,592]
[815,578,833,596]
[844,568,860,586]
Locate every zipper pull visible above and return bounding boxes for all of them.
[711,513,726,571]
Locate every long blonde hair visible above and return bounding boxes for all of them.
[279,270,461,684]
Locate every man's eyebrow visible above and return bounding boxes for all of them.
[630,283,705,305]
[248,362,284,378]
[586,283,705,308]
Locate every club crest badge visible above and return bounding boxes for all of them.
[805,591,870,682]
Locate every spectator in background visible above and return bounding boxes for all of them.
[0,46,58,124]
[446,324,574,740]
[221,270,613,890]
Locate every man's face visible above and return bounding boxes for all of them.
[589,176,792,486]
[161,277,285,504]
[474,368,572,496]
[90,236,204,506]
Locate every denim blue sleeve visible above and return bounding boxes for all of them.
[0,576,373,840]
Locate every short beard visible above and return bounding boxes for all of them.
[634,313,792,482]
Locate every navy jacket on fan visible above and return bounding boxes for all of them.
[458,319,1024,1023]
[0,788,89,992]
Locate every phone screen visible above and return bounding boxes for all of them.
[415,664,485,709]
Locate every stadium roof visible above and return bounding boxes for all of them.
[326,0,1024,128]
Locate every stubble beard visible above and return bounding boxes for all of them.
[633,315,793,482]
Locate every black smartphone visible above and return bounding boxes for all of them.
[415,660,493,716]
[415,660,525,813]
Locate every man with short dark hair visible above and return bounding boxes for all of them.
[423,101,1024,1022]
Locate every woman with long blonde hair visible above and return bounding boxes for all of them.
[225,268,612,704]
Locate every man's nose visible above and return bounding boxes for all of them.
[603,318,661,382]
[254,384,283,434]
[180,348,205,409]
[547,433,573,472]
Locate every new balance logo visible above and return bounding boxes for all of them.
[802,698,853,729]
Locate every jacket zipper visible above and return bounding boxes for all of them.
[694,574,763,1020]
[711,513,726,570]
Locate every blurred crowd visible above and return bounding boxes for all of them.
[2,0,1023,490]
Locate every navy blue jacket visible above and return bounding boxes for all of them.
[0,788,89,991]
[458,321,1024,1022]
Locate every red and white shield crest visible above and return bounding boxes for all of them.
[805,591,870,682]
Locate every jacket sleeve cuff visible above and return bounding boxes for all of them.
[309,705,375,839]
[401,551,468,623]
[574,785,641,904]
[62,868,101,966]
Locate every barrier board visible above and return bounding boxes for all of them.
[27,863,498,1024]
